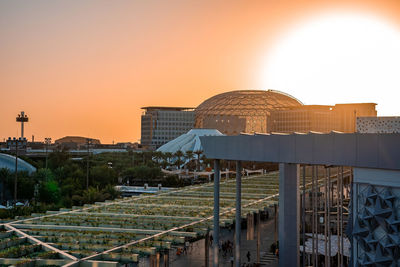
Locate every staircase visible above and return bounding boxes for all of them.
[259,252,278,266]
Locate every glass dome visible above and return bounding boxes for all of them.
[195,90,302,135]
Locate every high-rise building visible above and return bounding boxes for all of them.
[140,106,195,150]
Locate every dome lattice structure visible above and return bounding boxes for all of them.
[195,90,302,135]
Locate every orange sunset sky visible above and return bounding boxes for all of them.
[1,0,400,144]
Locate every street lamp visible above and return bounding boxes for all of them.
[86,138,93,190]
[44,137,52,170]
[6,137,27,204]
[16,111,28,138]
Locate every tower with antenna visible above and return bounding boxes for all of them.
[16,111,29,138]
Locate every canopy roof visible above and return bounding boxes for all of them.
[157,128,224,154]
[0,153,36,173]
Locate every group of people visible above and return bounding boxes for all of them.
[220,239,233,257]
[176,241,192,256]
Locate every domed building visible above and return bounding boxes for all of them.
[195,90,303,135]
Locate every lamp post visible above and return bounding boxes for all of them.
[16,111,29,139]
[44,137,52,170]
[86,138,93,190]
[6,137,27,204]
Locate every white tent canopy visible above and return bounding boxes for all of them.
[0,153,36,173]
[157,129,224,155]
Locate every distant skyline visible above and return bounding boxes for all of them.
[1,0,400,143]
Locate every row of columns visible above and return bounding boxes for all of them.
[213,160,243,267]
[213,160,300,267]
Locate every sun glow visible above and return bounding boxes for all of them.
[261,13,400,115]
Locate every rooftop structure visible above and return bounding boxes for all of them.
[141,107,195,150]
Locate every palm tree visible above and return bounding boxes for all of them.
[174,150,184,170]
[194,150,203,171]
[159,152,169,169]
[0,168,11,202]
[164,152,173,168]
[152,151,163,166]
[185,150,194,170]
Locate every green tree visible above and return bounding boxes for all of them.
[17,172,35,200]
[34,168,54,182]
[39,180,61,204]
[47,149,70,170]
[90,166,117,188]
[0,168,12,201]
[102,184,120,199]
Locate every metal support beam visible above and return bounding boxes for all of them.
[315,166,319,267]
[327,168,331,267]
[205,230,209,267]
[235,161,241,267]
[213,159,220,267]
[279,163,300,267]
[324,168,328,267]
[337,168,340,267]
[302,166,306,267]
[256,212,261,265]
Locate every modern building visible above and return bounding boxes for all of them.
[200,132,400,267]
[194,89,377,135]
[55,136,101,150]
[141,106,195,150]
[195,90,303,135]
[357,116,400,133]
[269,103,377,133]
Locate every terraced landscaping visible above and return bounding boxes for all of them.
[0,173,281,266]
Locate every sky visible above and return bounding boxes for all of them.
[1,0,400,143]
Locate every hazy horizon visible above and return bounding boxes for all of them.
[1,0,400,143]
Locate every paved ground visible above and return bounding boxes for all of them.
[166,215,280,267]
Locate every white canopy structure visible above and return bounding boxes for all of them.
[0,153,36,174]
[157,129,224,154]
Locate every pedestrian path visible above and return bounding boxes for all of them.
[170,216,278,267]
[259,252,278,266]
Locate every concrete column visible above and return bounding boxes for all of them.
[235,161,242,267]
[279,163,300,267]
[213,159,220,267]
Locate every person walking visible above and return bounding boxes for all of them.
[246,251,251,262]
